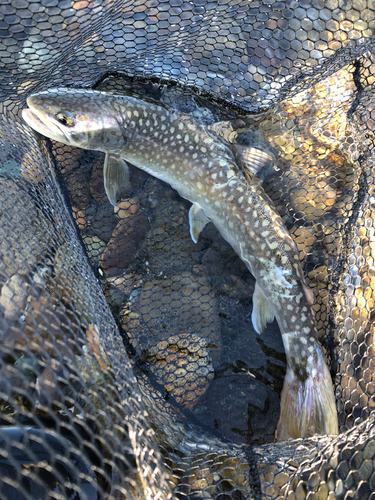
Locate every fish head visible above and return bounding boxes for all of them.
[22,88,128,151]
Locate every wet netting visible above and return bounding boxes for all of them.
[1,0,375,498]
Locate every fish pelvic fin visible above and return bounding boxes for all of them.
[104,153,131,206]
[189,203,210,244]
[303,283,315,305]
[251,282,274,334]
[276,343,338,441]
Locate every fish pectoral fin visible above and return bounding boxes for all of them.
[251,282,275,334]
[189,203,210,244]
[104,153,130,207]
[234,145,275,182]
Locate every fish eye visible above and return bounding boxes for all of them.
[55,111,75,127]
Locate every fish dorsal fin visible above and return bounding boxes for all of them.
[234,145,276,182]
[252,282,275,334]
[103,153,130,206]
[189,203,210,243]
[208,119,246,143]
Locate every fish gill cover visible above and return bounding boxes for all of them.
[0,0,375,499]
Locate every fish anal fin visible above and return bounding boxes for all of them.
[277,345,338,441]
[189,203,210,244]
[104,153,130,207]
[251,282,275,334]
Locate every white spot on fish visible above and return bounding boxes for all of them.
[178,122,184,130]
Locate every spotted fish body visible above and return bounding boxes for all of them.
[22,89,338,440]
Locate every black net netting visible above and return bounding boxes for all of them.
[1,0,375,498]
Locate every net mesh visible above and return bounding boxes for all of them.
[1,0,375,498]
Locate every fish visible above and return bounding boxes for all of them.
[22,88,339,440]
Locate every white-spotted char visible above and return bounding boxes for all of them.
[22,88,338,440]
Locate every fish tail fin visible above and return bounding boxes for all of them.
[276,348,338,441]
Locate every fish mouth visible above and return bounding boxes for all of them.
[22,107,66,143]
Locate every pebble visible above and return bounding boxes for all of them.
[123,272,221,409]
[5,291,77,359]
[105,273,138,299]
[82,235,106,265]
[89,155,108,203]
[0,178,54,277]
[85,203,118,243]
[101,213,151,276]
[114,197,140,219]
[20,151,44,184]
[53,243,93,327]
[0,273,30,322]
[72,206,87,231]
[52,143,92,209]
